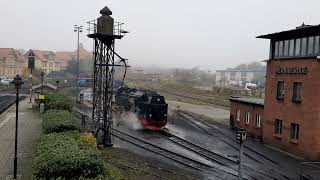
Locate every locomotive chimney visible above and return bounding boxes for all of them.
[97,6,114,35]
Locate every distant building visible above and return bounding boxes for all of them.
[230,24,320,160]
[216,69,266,86]
[24,49,60,74]
[0,48,26,78]
[55,43,93,72]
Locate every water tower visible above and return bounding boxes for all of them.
[87,6,128,147]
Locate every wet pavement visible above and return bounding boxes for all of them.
[75,101,304,179]
[0,99,42,180]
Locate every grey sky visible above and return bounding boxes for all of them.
[0,0,319,71]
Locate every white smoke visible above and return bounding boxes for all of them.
[114,111,143,130]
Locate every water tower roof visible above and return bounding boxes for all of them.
[100,6,112,15]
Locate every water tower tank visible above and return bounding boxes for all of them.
[97,6,114,35]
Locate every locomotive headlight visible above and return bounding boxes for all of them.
[164,114,167,117]
[149,114,152,117]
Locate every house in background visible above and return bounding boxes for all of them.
[24,49,60,74]
[55,43,93,74]
[216,69,266,87]
[0,48,27,78]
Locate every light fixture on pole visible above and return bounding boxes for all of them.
[28,51,35,103]
[74,24,83,103]
[11,75,24,179]
[40,71,44,94]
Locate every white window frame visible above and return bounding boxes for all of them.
[245,112,250,124]
[256,114,261,127]
[236,109,240,121]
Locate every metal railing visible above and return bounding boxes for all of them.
[87,20,125,37]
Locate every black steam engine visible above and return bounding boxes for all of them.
[115,87,168,130]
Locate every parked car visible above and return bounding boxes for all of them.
[0,78,13,85]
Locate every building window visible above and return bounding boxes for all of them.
[315,36,320,55]
[236,109,240,121]
[301,37,307,56]
[275,41,279,57]
[283,40,289,57]
[289,39,295,56]
[292,82,302,102]
[290,123,299,140]
[295,38,301,56]
[256,114,261,127]
[278,41,284,57]
[245,112,250,124]
[230,72,236,81]
[275,119,283,135]
[276,81,285,99]
[307,36,314,55]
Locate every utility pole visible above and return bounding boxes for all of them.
[236,129,247,180]
[74,25,83,103]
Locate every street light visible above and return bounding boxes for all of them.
[40,71,44,94]
[11,75,24,179]
[56,80,60,90]
[28,51,35,103]
[74,25,83,103]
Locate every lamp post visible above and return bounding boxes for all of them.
[28,51,35,103]
[11,75,24,179]
[40,71,44,94]
[74,25,83,103]
[56,80,60,90]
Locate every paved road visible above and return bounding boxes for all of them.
[0,99,42,179]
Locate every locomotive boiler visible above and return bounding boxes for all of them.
[115,87,168,130]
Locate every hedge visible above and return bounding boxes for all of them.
[44,92,72,111]
[42,110,78,134]
[32,132,104,179]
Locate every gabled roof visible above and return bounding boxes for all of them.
[0,48,26,62]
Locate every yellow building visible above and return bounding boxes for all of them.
[0,48,27,78]
[25,49,60,75]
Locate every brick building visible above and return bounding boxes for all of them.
[229,97,264,140]
[230,24,320,160]
[0,48,27,78]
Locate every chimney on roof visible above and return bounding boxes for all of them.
[296,22,313,29]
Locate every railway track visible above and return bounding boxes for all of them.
[72,109,289,179]
[0,95,26,114]
[112,128,237,179]
[152,87,230,108]
[178,111,292,180]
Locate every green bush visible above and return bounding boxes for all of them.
[32,132,105,179]
[43,110,78,134]
[44,92,72,111]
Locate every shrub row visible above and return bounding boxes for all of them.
[32,132,104,179]
[44,92,72,112]
[42,110,78,134]
[32,92,105,179]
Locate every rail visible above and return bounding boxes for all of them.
[177,110,292,180]
[72,109,233,179]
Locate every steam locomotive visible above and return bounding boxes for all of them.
[115,87,168,130]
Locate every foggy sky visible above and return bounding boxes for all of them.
[0,0,319,71]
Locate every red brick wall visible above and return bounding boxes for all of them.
[230,101,264,139]
[264,58,320,160]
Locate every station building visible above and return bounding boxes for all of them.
[230,24,320,160]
